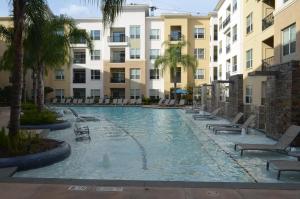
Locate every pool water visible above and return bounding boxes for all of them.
[14,107,258,182]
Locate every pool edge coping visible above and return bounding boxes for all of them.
[1,178,300,190]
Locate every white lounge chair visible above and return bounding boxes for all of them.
[77,99,83,104]
[73,99,78,105]
[117,99,123,105]
[52,98,57,104]
[123,99,129,105]
[60,98,66,104]
[178,99,185,106]
[104,99,110,105]
[112,99,118,105]
[167,99,176,106]
[158,98,165,106]
[130,99,136,105]
[98,98,104,105]
[65,98,71,105]
[136,98,142,105]
[163,99,170,106]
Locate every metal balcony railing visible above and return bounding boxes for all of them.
[111,77,125,83]
[107,35,128,43]
[169,33,184,41]
[223,15,231,29]
[262,13,274,31]
[261,56,274,71]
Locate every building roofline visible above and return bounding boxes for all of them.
[214,0,225,11]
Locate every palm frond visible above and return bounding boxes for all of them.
[0,25,13,43]
[85,0,125,28]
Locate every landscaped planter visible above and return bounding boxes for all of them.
[0,140,71,171]
[20,120,71,131]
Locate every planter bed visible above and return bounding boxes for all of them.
[21,120,71,131]
[0,140,71,171]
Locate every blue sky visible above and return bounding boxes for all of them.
[0,0,219,18]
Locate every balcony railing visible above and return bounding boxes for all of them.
[262,13,274,31]
[73,58,86,64]
[226,45,231,54]
[223,15,231,29]
[169,33,183,41]
[261,56,274,71]
[107,35,128,43]
[111,77,125,83]
[110,57,125,63]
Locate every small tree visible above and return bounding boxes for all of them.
[154,41,198,98]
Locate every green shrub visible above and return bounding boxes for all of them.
[20,103,58,125]
[0,128,43,157]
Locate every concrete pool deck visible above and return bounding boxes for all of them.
[0,179,300,199]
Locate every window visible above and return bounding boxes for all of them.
[91,50,101,60]
[245,85,253,104]
[283,24,296,56]
[90,30,100,40]
[219,41,222,54]
[130,25,140,39]
[194,28,205,39]
[55,69,64,80]
[195,69,205,79]
[232,56,237,72]
[150,29,160,40]
[214,25,218,40]
[246,49,253,69]
[90,89,100,97]
[55,89,64,100]
[130,48,140,59]
[219,65,222,77]
[213,46,218,62]
[73,50,86,64]
[233,0,237,12]
[130,89,140,99]
[130,68,140,80]
[73,69,86,83]
[111,68,125,83]
[149,89,159,99]
[194,48,205,59]
[219,17,223,30]
[232,25,237,42]
[226,31,231,53]
[91,70,100,80]
[170,67,181,83]
[213,67,218,80]
[150,49,160,59]
[73,88,86,98]
[150,69,159,79]
[246,13,253,34]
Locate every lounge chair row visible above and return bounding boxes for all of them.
[158,99,186,107]
[190,107,300,180]
[51,98,143,105]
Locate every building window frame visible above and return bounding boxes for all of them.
[195,69,205,80]
[130,68,141,80]
[150,68,159,80]
[246,49,253,69]
[91,69,100,80]
[90,89,100,97]
[246,13,253,34]
[55,69,64,80]
[194,27,205,39]
[282,23,296,56]
[194,48,205,59]
[90,30,101,40]
[130,48,140,59]
[150,29,160,40]
[130,89,140,99]
[232,55,237,72]
[130,25,141,39]
[91,50,101,60]
[245,85,253,104]
[55,89,64,100]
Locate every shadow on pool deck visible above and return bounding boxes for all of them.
[1,179,300,199]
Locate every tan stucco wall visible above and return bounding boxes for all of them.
[243,0,274,106]
[274,0,300,64]
[162,16,211,96]
[103,60,146,99]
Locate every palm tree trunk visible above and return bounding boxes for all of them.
[173,69,177,99]
[37,63,45,112]
[32,69,37,104]
[9,0,26,136]
[22,69,26,103]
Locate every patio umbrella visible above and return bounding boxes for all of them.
[175,89,189,94]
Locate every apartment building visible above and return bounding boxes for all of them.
[209,13,219,83]
[215,0,244,81]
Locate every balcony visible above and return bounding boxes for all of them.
[110,50,125,63]
[261,56,274,71]
[226,45,231,54]
[107,35,129,47]
[262,13,274,31]
[222,15,231,29]
[111,69,125,83]
[169,33,183,41]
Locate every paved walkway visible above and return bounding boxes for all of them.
[0,182,300,199]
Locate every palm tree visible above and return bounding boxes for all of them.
[25,15,93,111]
[5,0,125,136]
[154,41,198,98]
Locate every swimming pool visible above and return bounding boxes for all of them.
[13,107,299,182]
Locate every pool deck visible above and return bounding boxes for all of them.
[0,179,300,199]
